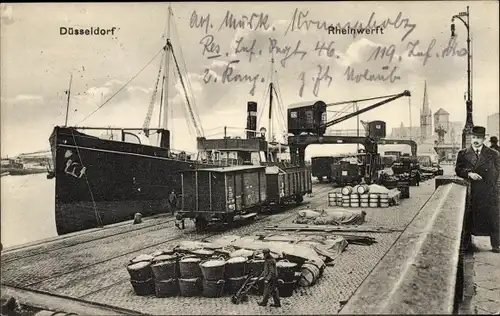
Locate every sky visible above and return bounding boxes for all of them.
[1,1,499,158]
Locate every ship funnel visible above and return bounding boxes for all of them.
[246,101,257,139]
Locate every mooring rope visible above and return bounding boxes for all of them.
[70,129,103,228]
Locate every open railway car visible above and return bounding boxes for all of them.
[265,165,312,211]
[175,164,312,231]
[311,156,335,181]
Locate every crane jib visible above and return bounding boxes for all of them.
[324,90,411,129]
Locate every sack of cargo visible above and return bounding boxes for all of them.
[229,249,254,258]
[316,209,367,225]
[297,209,321,219]
[293,216,314,224]
[368,184,390,194]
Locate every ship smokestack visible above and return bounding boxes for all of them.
[246,101,257,139]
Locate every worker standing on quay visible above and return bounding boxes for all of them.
[455,126,500,253]
[168,190,177,215]
[258,248,281,307]
[490,136,500,152]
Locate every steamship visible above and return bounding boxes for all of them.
[49,6,223,235]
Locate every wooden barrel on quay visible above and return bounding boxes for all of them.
[127,261,155,296]
[178,278,202,297]
[151,255,179,297]
[357,184,370,194]
[179,257,203,279]
[299,262,321,287]
[203,279,225,298]
[341,186,353,196]
[226,276,247,294]
[328,192,336,207]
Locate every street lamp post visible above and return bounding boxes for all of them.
[451,6,473,149]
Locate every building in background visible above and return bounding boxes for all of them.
[487,112,499,139]
[420,81,433,141]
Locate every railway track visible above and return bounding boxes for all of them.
[2,184,334,298]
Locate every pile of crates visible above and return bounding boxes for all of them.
[328,185,390,208]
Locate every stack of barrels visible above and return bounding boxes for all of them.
[368,192,389,208]
[151,254,179,297]
[224,257,248,296]
[127,254,156,296]
[178,256,203,297]
[200,258,226,298]
[325,185,393,208]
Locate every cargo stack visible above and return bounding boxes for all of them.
[178,257,203,297]
[126,255,155,296]
[151,254,180,297]
[369,193,379,207]
[200,258,226,298]
[360,194,369,207]
[224,257,248,296]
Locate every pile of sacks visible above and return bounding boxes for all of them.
[293,208,367,226]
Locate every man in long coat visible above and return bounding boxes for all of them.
[455,126,500,253]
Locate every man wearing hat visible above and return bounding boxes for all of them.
[258,248,281,307]
[455,126,500,253]
[490,136,500,152]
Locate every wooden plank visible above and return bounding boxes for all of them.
[265,224,401,233]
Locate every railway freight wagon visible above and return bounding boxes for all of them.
[264,166,312,211]
[176,165,267,231]
[311,156,335,181]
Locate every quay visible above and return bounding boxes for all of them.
[0,166,491,315]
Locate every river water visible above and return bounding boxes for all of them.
[1,174,57,248]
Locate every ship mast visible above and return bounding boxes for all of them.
[162,4,172,131]
[64,73,73,127]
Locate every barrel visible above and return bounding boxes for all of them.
[369,194,379,200]
[278,280,296,297]
[202,279,225,298]
[379,198,389,204]
[299,262,321,287]
[360,202,369,208]
[247,259,265,276]
[226,275,248,294]
[154,278,178,297]
[379,193,389,199]
[350,202,360,208]
[369,202,378,208]
[341,186,353,195]
[191,249,215,259]
[127,261,153,282]
[179,257,203,279]
[357,184,370,194]
[151,255,178,280]
[328,192,336,207]
[200,259,226,281]
[350,194,359,200]
[277,260,298,282]
[342,203,350,207]
[380,202,389,208]
[130,278,155,296]
[225,257,247,278]
[178,278,202,297]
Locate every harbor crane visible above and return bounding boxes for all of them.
[287,90,414,183]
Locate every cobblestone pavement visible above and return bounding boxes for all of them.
[1,181,437,315]
[466,237,500,315]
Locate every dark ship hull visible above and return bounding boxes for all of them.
[49,126,215,235]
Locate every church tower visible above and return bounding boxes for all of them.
[420,81,432,140]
